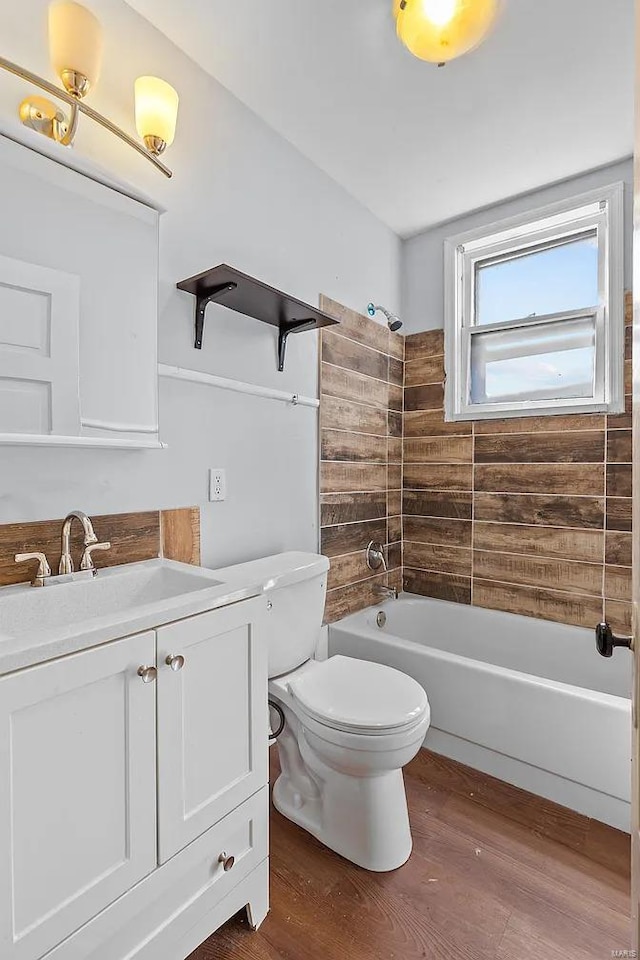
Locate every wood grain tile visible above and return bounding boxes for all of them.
[404,355,445,387]
[404,436,473,464]
[388,410,403,437]
[475,413,605,435]
[403,463,472,491]
[321,429,387,463]
[404,408,472,437]
[403,490,472,520]
[473,522,603,563]
[388,355,404,386]
[0,511,161,587]
[388,436,402,463]
[321,519,387,558]
[475,464,604,496]
[403,515,472,548]
[319,294,390,354]
[388,383,403,412]
[327,551,375,591]
[607,430,632,463]
[320,462,387,494]
[608,394,632,430]
[320,492,387,526]
[161,507,200,565]
[607,464,632,498]
[625,359,632,394]
[320,394,387,436]
[324,573,387,623]
[404,568,471,603]
[604,565,632,602]
[474,493,604,529]
[322,328,388,382]
[473,550,602,596]
[388,463,402,489]
[405,328,444,361]
[606,496,632,532]
[625,322,632,360]
[388,514,402,543]
[388,489,402,517]
[388,328,404,360]
[606,532,632,567]
[404,542,472,576]
[606,600,633,635]
[405,383,444,412]
[321,362,388,409]
[386,541,402,570]
[474,579,602,629]
[474,432,604,464]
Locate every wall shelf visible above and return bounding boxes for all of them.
[176,263,339,371]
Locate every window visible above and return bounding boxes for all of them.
[444,183,625,421]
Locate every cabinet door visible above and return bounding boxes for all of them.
[157,598,268,863]
[0,632,157,960]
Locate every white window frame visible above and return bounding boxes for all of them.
[443,182,625,421]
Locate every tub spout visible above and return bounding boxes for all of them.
[374,584,398,601]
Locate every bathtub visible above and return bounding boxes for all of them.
[328,594,632,831]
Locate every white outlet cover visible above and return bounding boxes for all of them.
[209,468,226,502]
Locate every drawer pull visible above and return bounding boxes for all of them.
[166,654,185,671]
[218,851,235,872]
[137,665,157,683]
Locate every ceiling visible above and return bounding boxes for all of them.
[125,0,634,237]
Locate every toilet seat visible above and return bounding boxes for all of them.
[287,655,428,736]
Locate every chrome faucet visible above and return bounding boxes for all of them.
[59,510,111,575]
[374,583,398,601]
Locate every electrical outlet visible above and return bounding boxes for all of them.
[209,468,226,502]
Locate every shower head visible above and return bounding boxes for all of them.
[367,302,403,332]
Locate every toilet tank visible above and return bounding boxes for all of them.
[213,552,329,678]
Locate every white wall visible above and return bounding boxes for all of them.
[401,158,633,334]
[0,0,400,566]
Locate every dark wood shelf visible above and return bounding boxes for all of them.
[176,263,339,371]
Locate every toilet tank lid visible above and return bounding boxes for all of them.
[213,551,329,592]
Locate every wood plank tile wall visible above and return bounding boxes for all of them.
[0,506,200,586]
[402,292,633,634]
[319,296,404,623]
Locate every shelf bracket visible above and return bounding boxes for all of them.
[194,282,238,349]
[277,318,317,372]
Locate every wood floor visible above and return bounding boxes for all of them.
[188,750,631,960]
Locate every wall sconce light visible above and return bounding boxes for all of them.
[0,1,178,177]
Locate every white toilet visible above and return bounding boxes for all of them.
[216,551,430,872]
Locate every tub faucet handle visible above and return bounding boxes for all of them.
[595,621,633,657]
[366,540,387,572]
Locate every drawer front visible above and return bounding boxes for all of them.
[46,786,269,960]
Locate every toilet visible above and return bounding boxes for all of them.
[216,551,430,872]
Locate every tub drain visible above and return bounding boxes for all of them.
[376,610,387,628]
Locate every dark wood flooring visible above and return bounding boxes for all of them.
[188,749,631,960]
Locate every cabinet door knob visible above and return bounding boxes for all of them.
[165,654,185,671]
[137,665,157,683]
[218,851,235,872]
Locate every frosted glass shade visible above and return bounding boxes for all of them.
[135,76,179,147]
[49,1,103,88]
[395,0,499,63]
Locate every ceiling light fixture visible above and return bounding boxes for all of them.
[1,1,178,176]
[394,0,500,64]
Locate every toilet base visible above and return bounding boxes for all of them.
[272,757,413,872]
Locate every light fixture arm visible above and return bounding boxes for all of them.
[0,54,172,178]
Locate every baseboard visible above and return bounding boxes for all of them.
[425,728,631,833]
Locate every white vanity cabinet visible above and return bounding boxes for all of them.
[0,595,269,960]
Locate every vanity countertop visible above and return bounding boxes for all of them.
[0,558,264,676]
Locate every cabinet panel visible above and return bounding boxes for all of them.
[157,599,268,862]
[0,632,157,960]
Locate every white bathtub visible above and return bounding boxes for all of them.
[328,594,632,831]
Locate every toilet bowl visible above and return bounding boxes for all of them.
[270,655,429,871]
[214,551,430,872]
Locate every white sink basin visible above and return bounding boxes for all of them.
[0,560,228,640]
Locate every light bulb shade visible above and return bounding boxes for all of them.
[395,0,499,63]
[135,76,179,149]
[49,1,103,91]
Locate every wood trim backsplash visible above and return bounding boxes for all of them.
[0,507,200,587]
[402,291,633,635]
[319,295,403,623]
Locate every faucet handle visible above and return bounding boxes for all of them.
[80,541,111,571]
[15,552,52,586]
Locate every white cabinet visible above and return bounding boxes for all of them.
[157,598,268,862]
[0,596,269,960]
[0,632,157,960]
